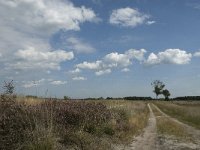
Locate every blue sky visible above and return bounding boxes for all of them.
[0,0,200,98]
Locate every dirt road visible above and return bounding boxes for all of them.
[115,103,158,150]
[128,104,158,150]
[115,103,200,150]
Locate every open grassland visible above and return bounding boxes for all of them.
[150,104,189,139]
[0,95,149,150]
[154,101,200,129]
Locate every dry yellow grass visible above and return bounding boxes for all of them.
[157,117,188,138]
[154,101,200,129]
[151,102,193,141]
[16,96,44,105]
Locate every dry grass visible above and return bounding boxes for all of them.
[106,100,149,144]
[150,103,192,141]
[154,101,200,129]
[0,96,149,150]
[150,103,163,117]
[156,117,190,139]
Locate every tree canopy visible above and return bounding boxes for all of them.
[151,80,165,99]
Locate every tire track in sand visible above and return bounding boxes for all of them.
[115,103,158,150]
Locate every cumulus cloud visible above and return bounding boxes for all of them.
[95,69,111,76]
[8,47,74,70]
[125,49,146,61]
[22,79,45,88]
[72,76,87,81]
[67,37,95,53]
[69,68,81,74]
[104,49,146,67]
[121,68,130,72]
[0,0,97,34]
[145,49,192,66]
[104,52,131,67]
[76,60,103,70]
[146,20,156,25]
[50,80,67,85]
[109,7,150,27]
[0,0,98,54]
[0,0,98,74]
[76,49,146,75]
[194,51,200,57]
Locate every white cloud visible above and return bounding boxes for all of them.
[0,0,98,54]
[95,69,111,76]
[109,7,150,27]
[145,53,160,66]
[69,68,81,74]
[76,49,146,75]
[125,49,146,61]
[16,47,74,62]
[50,80,67,85]
[76,60,103,70]
[8,47,74,70]
[104,52,131,67]
[23,82,37,88]
[0,0,97,33]
[121,68,130,72]
[0,0,98,73]
[104,49,146,67]
[146,20,156,25]
[67,37,95,53]
[145,49,192,66]
[22,79,45,88]
[194,51,200,57]
[72,76,87,81]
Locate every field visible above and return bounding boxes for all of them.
[0,95,149,150]
[1,95,200,150]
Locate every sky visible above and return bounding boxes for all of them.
[0,0,200,98]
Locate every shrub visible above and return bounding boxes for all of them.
[0,96,35,150]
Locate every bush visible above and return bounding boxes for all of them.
[0,96,35,150]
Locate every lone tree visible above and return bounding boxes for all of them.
[151,80,165,99]
[162,89,170,100]
[3,80,15,95]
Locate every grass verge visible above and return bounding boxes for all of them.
[154,101,200,129]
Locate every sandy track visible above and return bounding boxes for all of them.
[115,103,200,150]
[129,103,158,150]
[115,103,158,150]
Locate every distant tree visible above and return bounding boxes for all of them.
[151,80,165,99]
[3,80,15,95]
[162,89,170,100]
[64,96,70,100]
[106,97,113,100]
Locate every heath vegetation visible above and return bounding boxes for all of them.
[0,88,149,150]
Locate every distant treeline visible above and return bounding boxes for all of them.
[172,96,200,101]
[24,95,200,101]
[26,95,38,99]
[124,96,153,100]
